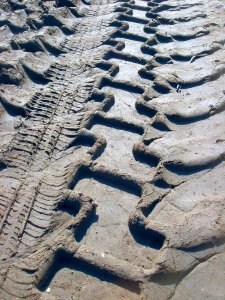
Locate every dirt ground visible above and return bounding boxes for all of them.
[0,0,225,299]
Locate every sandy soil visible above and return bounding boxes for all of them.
[0,0,224,299]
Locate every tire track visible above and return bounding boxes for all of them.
[0,1,123,297]
[0,0,225,299]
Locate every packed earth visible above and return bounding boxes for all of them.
[0,0,225,299]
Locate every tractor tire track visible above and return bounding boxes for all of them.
[0,0,224,299]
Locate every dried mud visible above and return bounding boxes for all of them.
[0,0,225,299]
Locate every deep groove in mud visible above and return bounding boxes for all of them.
[133,147,160,167]
[129,222,165,250]
[99,77,144,93]
[164,158,223,175]
[69,165,142,197]
[37,249,141,294]
[90,113,144,135]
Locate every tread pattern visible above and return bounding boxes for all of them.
[0,0,225,299]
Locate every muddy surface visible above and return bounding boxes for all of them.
[0,0,225,299]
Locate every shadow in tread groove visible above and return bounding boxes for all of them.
[37,249,141,294]
[129,220,165,250]
[69,165,142,197]
[164,158,223,175]
[99,77,144,94]
[133,148,160,167]
[22,64,50,85]
[0,162,7,171]
[90,114,144,135]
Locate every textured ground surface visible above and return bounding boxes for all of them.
[0,0,225,299]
